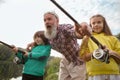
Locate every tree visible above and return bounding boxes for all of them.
[115,33,120,40]
[0,44,23,80]
[44,56,61,80]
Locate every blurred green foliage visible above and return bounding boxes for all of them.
[44,56,61,80]
[0,43,61,80]
[0,44,23,80]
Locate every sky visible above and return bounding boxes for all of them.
[0,0,120,58]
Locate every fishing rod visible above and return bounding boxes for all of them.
[50,0,104,48]
[0,41,25,54]
[50,0,111,63]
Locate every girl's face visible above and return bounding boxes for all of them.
[90,17,104,33]
[34,37,44,45]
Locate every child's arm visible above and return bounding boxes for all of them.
[12,46,28,64]
[27,45,51,60]
[79,35,91,61]
[82,53,92,62]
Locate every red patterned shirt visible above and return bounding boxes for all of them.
[49,24,83,64]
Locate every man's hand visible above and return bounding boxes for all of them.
[26,42,35,51]
[75,23,84,38]
[75,22,92,38]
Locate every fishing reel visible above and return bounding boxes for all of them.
[13,47,26,64]
[92,48,110,64]
[13,56,25,64]
[13,56,21,64]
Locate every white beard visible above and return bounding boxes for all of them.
[44,26,57,39]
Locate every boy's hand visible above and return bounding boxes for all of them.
[11,45,18,53]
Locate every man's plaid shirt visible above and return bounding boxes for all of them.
[49,24,83,64]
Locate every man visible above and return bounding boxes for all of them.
[27,11,90,80]
[43,11,89,80]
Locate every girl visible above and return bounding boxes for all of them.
[80,14,120,80]
[13,31,51,80]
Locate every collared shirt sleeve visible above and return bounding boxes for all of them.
[61,24,77,38]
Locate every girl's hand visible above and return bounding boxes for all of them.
[102,45,114,56]
[108,50,115,56]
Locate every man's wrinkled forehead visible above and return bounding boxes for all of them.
[44,11,59,19]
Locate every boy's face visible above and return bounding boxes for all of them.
[34,37,44,45]
[90,17,104,33]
